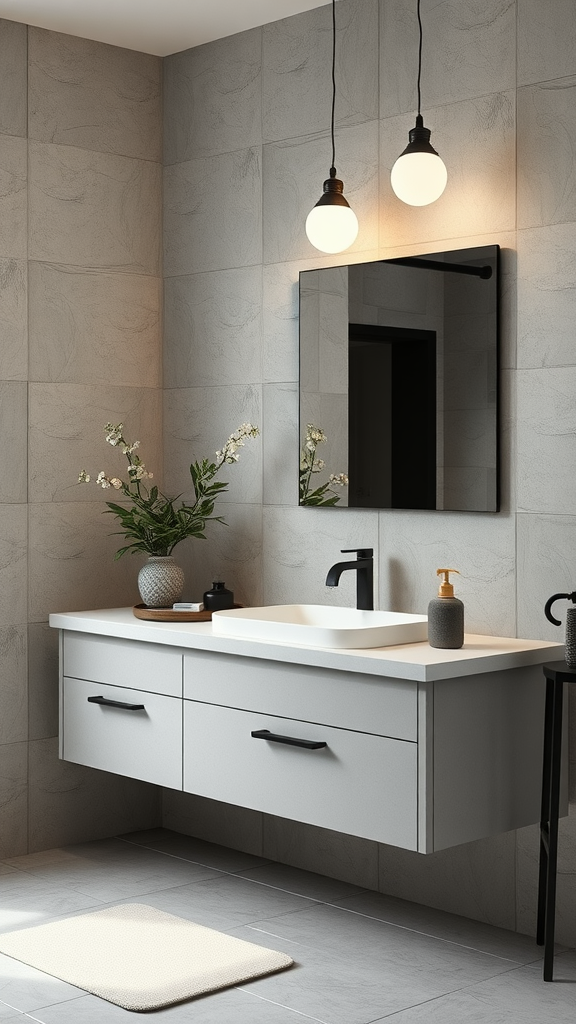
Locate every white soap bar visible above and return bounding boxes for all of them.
[173,602,204,612]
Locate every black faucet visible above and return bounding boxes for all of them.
[325,548,374,611]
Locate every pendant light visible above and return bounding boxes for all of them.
[305,0,358,254]
[390,0,447,206]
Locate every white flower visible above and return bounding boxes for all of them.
[104,423,124,447]
[329,473,349,487]
[96,471,111,489]
[78,470,90,483]
[306,424,327,445]
[110,477,123,489]
[128,464,151,481]
[312,458,325,473]
[122,441,140,455]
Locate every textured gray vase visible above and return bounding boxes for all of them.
[138,556,185,608]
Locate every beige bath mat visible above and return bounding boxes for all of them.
[0,902,293,1012]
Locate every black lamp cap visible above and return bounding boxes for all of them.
[313,166,352,209]
[399,114,440,158]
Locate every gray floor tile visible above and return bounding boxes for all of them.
[237,862,367,902]
[0,952,82,1014]
[117,828,271,873]
[368,957,576,1023]
[0,888,104,935]
[331,890,550,964]
[0,998,33,1020]
[30,987,320,1023]
[4,839,224,902]
[114,873,319,932]
[229,905,524,1024]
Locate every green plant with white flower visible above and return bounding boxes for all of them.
[299,424,349,507]
[79,422,259,559]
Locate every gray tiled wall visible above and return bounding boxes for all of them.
[0,21,163,856]
[163,0,576,944]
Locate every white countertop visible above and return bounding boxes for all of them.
[48,607,564,682]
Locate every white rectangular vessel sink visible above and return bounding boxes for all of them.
[211,604,428,650]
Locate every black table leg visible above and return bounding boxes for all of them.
[536,671,565,981]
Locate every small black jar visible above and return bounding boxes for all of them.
[203,580,234,611]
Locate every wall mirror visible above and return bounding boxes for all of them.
[299,244,499,513]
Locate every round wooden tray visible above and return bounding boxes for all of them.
[132,603,242,622]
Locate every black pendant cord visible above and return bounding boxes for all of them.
[416,0,423,117]
[330,0,336,173]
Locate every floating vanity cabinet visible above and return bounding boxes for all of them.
[60,632,183,789]
[183,651,419,850]
[50,609,567,855]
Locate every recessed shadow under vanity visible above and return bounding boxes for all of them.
[299,244,500,513]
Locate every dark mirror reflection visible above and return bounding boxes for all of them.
[299,245,499,513]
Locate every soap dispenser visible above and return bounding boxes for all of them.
[428,569,464,649]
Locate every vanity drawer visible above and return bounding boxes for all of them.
[62,677,182,788]
[183,651,417,741]
[183,701,418,849]
[63,633,182,697]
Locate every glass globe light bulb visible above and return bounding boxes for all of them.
[305,168,359,254]
[305,203,359,254]
[391,151,447,207]
[391,115,447,207]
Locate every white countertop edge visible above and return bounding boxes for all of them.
[48,608,565,682]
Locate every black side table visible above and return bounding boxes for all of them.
[536,661,575,981]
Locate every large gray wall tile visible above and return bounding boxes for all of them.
[0,134,27,260]
[377,830,517,930]
[163,385,262,505]
[0,258,27,381]
[28,383,162,503]
[517,367,576,513]
[28,622,59,742]
[263,262,301,384]
[380,0,515,118]
[516,513,576,642]
[0,505,27,628]
[29,141,161,273]
[0,741,27,857]
[262,504,378,607]
[164,268,262,388]
[263,815,379,890]
[28,738,161,852]
[28,502,143,620]
[174,501,263,608]
[517,78,576,229]
[28,28,162,161]
[162,792,263,856]
[164,148,262,276]
[0,20,27,138]
[516,818,576,946]
[518,0,576,86]
[0,625,27,745]
[164,28,262,164]
[517,224,576,368]
[380,91,516,248]
[263,120,379,264]
[29,263,161,386]
[263,0,378,143]
[263,383,299,506]
[376,509,516,636]
[0,383,27,502]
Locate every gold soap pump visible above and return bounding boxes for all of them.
[428,568,464,649]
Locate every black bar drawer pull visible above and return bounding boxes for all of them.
[251,728,327,750]
[87,695,145,711]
